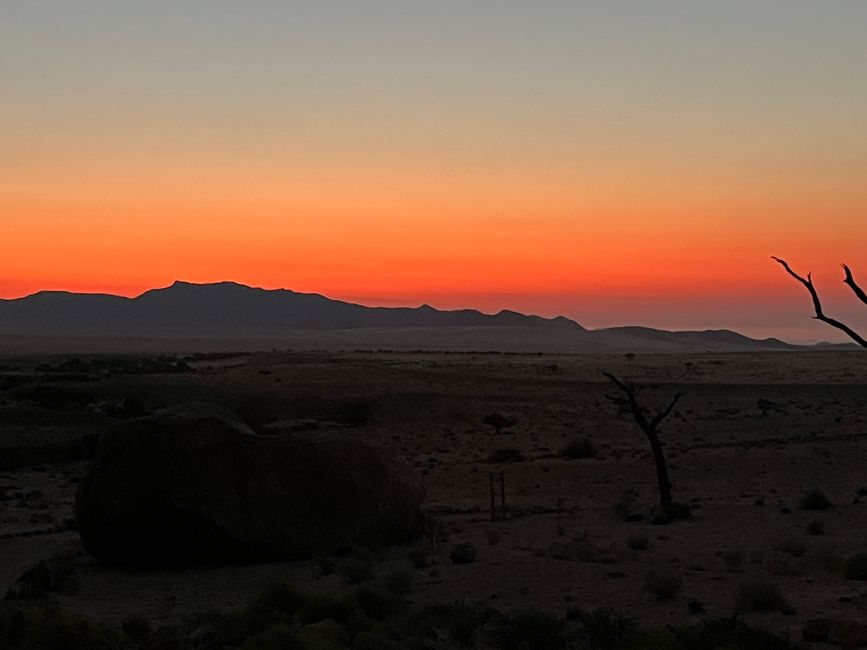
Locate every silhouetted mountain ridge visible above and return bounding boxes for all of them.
[0,281,827,352]
[0,281,581,337]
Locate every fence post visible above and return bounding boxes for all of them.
[489,472,496,521]
[499,471,506,520]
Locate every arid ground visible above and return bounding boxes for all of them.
[2,348,867,643]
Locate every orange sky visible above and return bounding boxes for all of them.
[3,2,867,341]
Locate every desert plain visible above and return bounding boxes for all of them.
[2,346,867,646]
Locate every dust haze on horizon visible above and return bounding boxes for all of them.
[3,1,867,343]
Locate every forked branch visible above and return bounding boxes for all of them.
[842,264,867,307]
[772,257,867,348]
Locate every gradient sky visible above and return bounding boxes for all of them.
[3,1,867,341]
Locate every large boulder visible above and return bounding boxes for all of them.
[75,403,426,563]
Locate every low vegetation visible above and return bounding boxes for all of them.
[799,488,832,511]
[0,584,797,650]
[644,571,682,601]
[482,413,517,435]
[843,552,867,580]
[734,581,790,613]
[561,437,598,459]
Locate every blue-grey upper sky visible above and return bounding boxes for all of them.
[3,1,867,342]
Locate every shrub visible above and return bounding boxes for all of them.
[806,519,825,535]
[658,617,793,650]
[450,543,477,565]
[483,413,517,434]
[575,608,637,648]
[407,549,428,569]
[354,587,405,622]
[735,581,788,612]
[844,553,867,580]
[767,558,803,577]
[311,555,336,577]
[614,490,639,521]
[382,570,414,595]
[0,602,129,650]
[120,616,151,644]
[413,601,497,646]
[227,582,309,639]
[486,448,525,463]
[800,489,832,511]
[812,548,843,573]
[570,537,601,563]
[687,599,705,615]
[238,624,298,650]
[644,571,682,600]
[722,550,744,572]
[626,534,649,551]
[504,610,568,650]
[334,399,373,427]
[4,553,78,600]
[561,437,598,459]
[338,558,374,585]
[777,538,808,557]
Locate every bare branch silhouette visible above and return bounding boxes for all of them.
[842,264,867,307]
[772,256,867,348]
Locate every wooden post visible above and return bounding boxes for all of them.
[499,471,506,520]
[489,472,496,521]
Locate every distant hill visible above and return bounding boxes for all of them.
[0,280,832,353]
[0,281,579,337]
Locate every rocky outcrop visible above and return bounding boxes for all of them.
[75,404,425,563]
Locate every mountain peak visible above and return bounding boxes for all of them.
[0,282,815,352]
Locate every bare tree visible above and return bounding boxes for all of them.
[604,373,682,511]
[772,257,867,348]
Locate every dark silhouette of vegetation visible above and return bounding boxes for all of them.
[483,412,517,434]
[644,571,682,600]
[844,553,867,580]
[561,437,598,459]
[0,585,799,649]
[772,257,867,348]
[486,447,525,463]
[604,373,682,513]
[799,488,832,511]
[734,581,790,613]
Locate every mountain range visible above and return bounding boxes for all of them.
[0,281,829,353]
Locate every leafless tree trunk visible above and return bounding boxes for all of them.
[772,257,867,348]
[604,373,682,510]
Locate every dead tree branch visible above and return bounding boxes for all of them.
[772,257,867,348]
[842,264,867,307]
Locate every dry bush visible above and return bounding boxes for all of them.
[644,571,682,600]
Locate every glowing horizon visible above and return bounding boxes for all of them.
[3,2,867,342]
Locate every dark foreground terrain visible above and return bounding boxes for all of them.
[2,348,867,647]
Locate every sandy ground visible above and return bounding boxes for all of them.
[2,349,867,640]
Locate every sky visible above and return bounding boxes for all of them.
[3,1,867,342]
